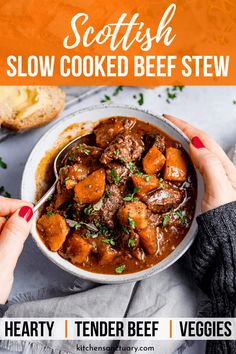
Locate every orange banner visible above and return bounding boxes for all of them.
[0,0,235,85]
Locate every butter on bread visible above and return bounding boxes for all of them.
[0,86,65,131]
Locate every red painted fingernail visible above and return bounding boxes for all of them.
[19,206,33,222]
[192,136,205,149]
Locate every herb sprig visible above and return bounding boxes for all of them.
[128,215,136,229]
[111,168,121,184]
[0,186,11,198]
[0,157,7,169]
[123,187,140,202]
[115,264,126,274]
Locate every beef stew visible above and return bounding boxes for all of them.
[37,117,197,275]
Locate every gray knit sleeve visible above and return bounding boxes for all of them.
[0,303,8,317]
[191,201,236,354]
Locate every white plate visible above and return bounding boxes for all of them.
[21,105,204,284]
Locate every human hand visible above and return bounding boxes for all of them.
[163,114,236,213]
[0,198,33,304]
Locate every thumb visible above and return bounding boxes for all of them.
[190,137,236,210]
[0,206,33,273]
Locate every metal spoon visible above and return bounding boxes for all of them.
[33,133,94,213]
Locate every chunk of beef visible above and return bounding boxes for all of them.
[106,162,131,187]
[54,168,73,208]
[132,247,145,262]
[154,134,166,153]
[62,144,103,171]
[94,117,137,148]
[54,189,72,209]
[142,182,185,213]
[149,212,162,226]
[118,228,139,250]
[100,131,144,165]
[143,133,166,153]
[94,118,124,148]
[123,117,136,130]
[61,164,90,190]
[99,184,123,228]
[37,214,70,251]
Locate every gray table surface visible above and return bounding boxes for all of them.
[1,85,236,353]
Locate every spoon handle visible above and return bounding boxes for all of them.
[33,180,57,213]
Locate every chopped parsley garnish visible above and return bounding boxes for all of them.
[0,157,7,169]
[102,238,116,246]
[100,95,111,103]
[123,226,129,234]
[174,210,186,224]
[84,205,96,215]
[128,215,136,229]
[128,238,136,248]
[174,85,185,91]
[113,86,123,96]
[76,144,90,155]
[0,186,11,198]
[115,264,126,274]
[167,92,176,100]
[163,214,169,227]
[123,187,139,202]
[95,221,112,238]
[83,149,90,155]
[114,149,120,158]
[47,211,54,217]
[134,93,144,106]
[47,195,53,201]
[111,168,121,184]
[144,175,151,182]
[67,156,73,161]
[105,191,111,198]
[166,86,185,104]
[125,162,138,173]
[135,171,151,182]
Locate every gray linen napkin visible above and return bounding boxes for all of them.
[0,262,198,354]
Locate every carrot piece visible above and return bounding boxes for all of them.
[117,201,148,230]
[54,192,71,209]
[142,145,166,175]
[37,214,69,252]
[139,226,157,255]
[64,233,93,264]
[132,174,159,195]
[74,168,106,204]
[164,147,188,182]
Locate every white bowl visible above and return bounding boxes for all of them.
[21,105,204,284]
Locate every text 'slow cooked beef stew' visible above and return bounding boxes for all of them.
[37,117,197,275]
